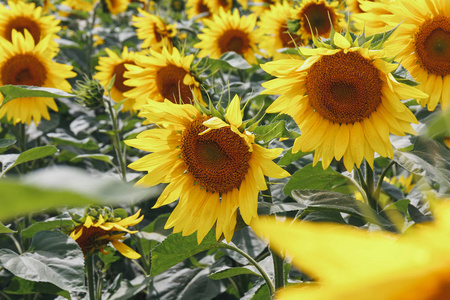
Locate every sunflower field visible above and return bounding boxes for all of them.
[0,0,449,299]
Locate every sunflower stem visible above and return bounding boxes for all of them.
[271,248,285,290]
[219,243,275,297]
[365,161,378,211]
[374,160,396,204]
[105,96,127,181]
[85,254,96,300]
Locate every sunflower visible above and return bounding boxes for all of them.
[346,0,377,14]
[104,0,129,15]
[125,96,290,243]
[61,0,98,12]
[132,8,176,51]
[251,200,450,300]
[356,0,450,111]
[350,0,395,34]
[0,1,60,46]
[296,0,345,44]
[70,209,143,259]
[94,47,138,112]
[186,0,232,19]
[194,8,263,65]
[257,2,303,60]
[261,31,428,172]
[123,47,203,111]
[0,30,76,125]
[249,0,281,16]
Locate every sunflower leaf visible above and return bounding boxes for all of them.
[0,145,58,176]
[253,114,300,143]
[209,266,261,280]
[0,221,16,234]
[0,231,85,293]
[21,220,74,238]
[150,230,219,277]
[3,277,70,298]
[0,85,74,107]
[208,52,252,71]
[0,138,16,154]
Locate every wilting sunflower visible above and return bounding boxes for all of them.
[252,200,450,300]
[356,0,450,111]
[61,0,98,12]
[194,8,263,65]
[257,2,302,60]
[123,47,203,111]
[0,1,60,47]
[296,0,345,44]
[70,208,143,259]
[125,96,290,243]
[261,31,428,172]
[104,0,129,15]
[0,30,76,125]
[132,9,176,51]
[94,46,138,112]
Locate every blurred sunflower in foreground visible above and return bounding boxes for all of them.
[94,46,138,112]
[70,207,143,259]
[0,30,76,125]
[194,8,263,65]
[125,96,290,243]
[124,47,203,111]
[261,30,428,172]
[252,200,450,300]
[354,0,450,111]
[0,1,60,48]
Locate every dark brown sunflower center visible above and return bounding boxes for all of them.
[218,29,250,55]
[196,2,210,15]
[425,276,450,300]
[113,61,134,93]
[1,54,47,86]
[181,116,252,194]
[415,16,450,77]
[74,226,109,255]
[279,22,302,48]
[156,65,193,104]
[5,17,41,45]
[300,2,335,37]
[153,23,163,42]
[306,51,382,124]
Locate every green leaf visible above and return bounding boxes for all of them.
[284,162,356,196]
[241,280,270,300]
[0,221,16,233]
[291,190,392,227]
[209,52,252,71]
[0,138,16,154]
[0,231,85,293]
[267,202,306,214]
[4,276,70,298]
[209,266,261,280]
[0,145,58,176]
[253,114,300,143]
[0,167,159,221]
[103,275,151,300]
[0,85,73,107]
[383,199,411,216]
[394,137,450,193]
[21,220,74,238]
[278,149,310,166]
[150,230,220,276]
[47,132,99,150]
[70,154,114,164]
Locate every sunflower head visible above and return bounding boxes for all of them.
[194,8,263,65]
[102,0,129,15]
[69,206,143,259]
[73,74,105,109]
[261,28,428,172]
[126,94,290,243]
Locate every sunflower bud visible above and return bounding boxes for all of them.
[73,75,105,109]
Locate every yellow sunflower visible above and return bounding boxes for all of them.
[194,8,263,65]
[132,8,176,51]
[249,0,281,16]
[0,30,76,125]
[104,0,129,15]
[261,31,428,172]
[252,200,450,300]
[350,0,395,35]
[186,0,232,19]
[61,0,98,12]
[125,96,290,243]
[0,1,60,47]
[257,2,303,60]
[94,46,138,112]
[356,0,450,111]
[123,47,203,111]
[70,209,143,259]
[296,0,345,44]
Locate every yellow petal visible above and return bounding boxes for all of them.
[225,94,242,127]
[110,240,141,259]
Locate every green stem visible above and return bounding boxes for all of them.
[271,248,285,290]
[364,161,378,211]
[86,4,98,76]
[219,243,275,296]
[105,97,127,181]
[85,254,96,300]
[374,160,395,202]
[0,290,12,300]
